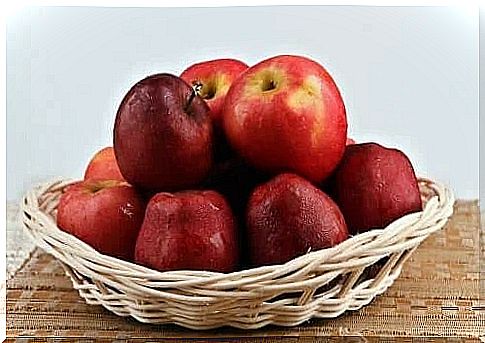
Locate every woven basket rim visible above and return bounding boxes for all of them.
[20,176,454,280]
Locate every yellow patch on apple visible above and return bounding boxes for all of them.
[287,75,326,145]
[287,75,323,109]
[243,67,287,97]
[199,73,229,100]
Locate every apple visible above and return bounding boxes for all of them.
[223,55,347,183]
[180,58,248,127]
[114,73,213,192]
[84,146,125,181]
[56,179,146,261]
[332,143,422,234]
[247,173,348,266]
[134,190,239,272]
[181,59,249,162]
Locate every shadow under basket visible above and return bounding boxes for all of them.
[20,178,454,330]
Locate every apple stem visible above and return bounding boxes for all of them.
[185,82,203,112]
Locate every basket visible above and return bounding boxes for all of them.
[20,178,454,330]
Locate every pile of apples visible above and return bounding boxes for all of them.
[57,55,423,272]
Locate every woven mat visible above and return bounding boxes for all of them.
[6,200,485,340]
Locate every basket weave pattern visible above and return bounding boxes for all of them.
[21,178,454,330]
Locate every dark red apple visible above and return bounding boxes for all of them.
[134,190,239,272]
[180,58,248,127]
[56,179,145,261]
[223,55,347,183]
[114,73,213,192]
[332,143,422,234]
[84,146,125,181]
[247,173,348,266]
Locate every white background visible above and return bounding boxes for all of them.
[7,6,478,200]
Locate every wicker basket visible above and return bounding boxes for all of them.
[20,178,454,330]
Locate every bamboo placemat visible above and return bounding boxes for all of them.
[6,200,485,341]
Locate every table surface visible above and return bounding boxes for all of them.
[6,200,485,341]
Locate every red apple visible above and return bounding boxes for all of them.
[223,55,347,183]
[332,143,422,234]
[84,147,125,181]
[247,173,348,266]
[180,58,248,127]
[181,59,249,162]
[114,73,213,192]
[134,190,239,272]
[56,179,146,261]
